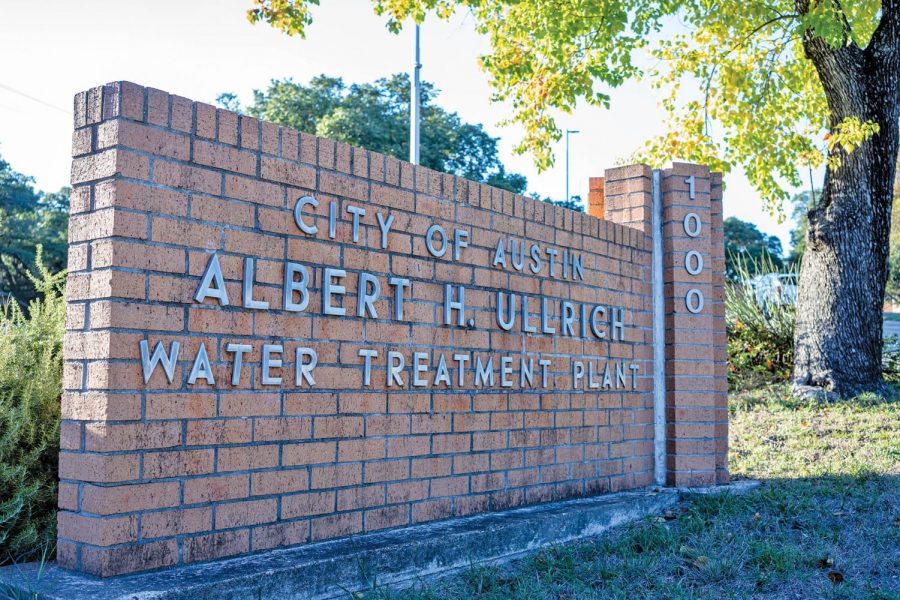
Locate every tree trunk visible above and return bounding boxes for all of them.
[792,5,900,397]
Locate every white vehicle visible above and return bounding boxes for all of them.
[749,273,799,307]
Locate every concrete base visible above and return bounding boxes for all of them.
[0,482,759,600]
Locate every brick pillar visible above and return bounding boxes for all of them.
[660,163,729,486]
[596,163,728,488]
[587,176,605,219]
[710,173,729,484]
[599,165,652,235]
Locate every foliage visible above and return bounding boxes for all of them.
[528,193,584,213]
[219,74,527,194]
[0,253,66,564]
[726,256,795,389]
[245,0,890,212]
[352,386,900,598]
[0,154,69,308]
[883,336,900,384]
[723,217,783,281]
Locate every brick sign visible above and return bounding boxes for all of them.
[60,82,727,577]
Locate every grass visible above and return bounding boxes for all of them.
[357,386,900,599]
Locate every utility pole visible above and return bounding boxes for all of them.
[410,23,422,165]
[565,129,579,203]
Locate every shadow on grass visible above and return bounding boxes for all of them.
[365,474,899,600]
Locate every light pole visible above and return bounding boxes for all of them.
[410,23,422,165]
[565,129,579,204]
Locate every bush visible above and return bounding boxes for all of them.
[726,257,795,389]
[0,253,65,563]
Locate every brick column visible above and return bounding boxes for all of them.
[587,177,605,219]
[597,165,652,236]
[709,173,729,484]
[660,163,728,486]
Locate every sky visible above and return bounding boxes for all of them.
[0,0,796,251]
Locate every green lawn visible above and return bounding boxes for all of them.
[362,386,900,599]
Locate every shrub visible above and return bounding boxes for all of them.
[726,256,795,389]
[0,252,65,563]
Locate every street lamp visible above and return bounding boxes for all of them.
[410,23,422,165]
[565,129,579,204]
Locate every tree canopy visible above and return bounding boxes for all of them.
[724,217,785,281]
[247,0,891,212]
[219,73,527,194]
[0,155,68,308]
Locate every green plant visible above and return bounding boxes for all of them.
[883,335,900,384]
[726,256,796,389]
[0,249,65,564]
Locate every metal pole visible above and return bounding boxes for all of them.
[565,131,570,204]
[410,24,421,165]
[651,168,666,486]
[565,130,579,203]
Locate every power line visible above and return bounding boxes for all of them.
[0,83,68,114]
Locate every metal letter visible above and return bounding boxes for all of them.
[572,361,584,389]
[520,357,534,388]
[453,229,469,261]
[296,347,317,386]
[590,305,607,339]
[546,248,558,278]
[434,354,451,386]
[496,292,516,331]
[322,268,347,316]
[293,195,319,235]
[390,277,411,320]
[453,353,470,386]
[444,284,465,327]
[357,272,380,319]
[194,253,230,306]
[243,257,269,310]
[572,254,584,281]
[685,250,703,276]
[685,175,696,200]
[283,262,310,312]
[140,340,180,384]
[500,356,513,388]
[685,289,705,314]
[683,212,702,238]
[413,352,429,387]
[187,343,214,385]
[377,212,394,249]
[540,296,555,334]
[359,348,378,386]
[426,224,448,258]
[509,239,525,271]
[474,356,494,387]
[328,201,337,239]
[492,239,507,268]
[539,359,551,388]
[387,351,405,387]
[521,296,537,333]
[346,205,365,243]
[610,307,625,341]
[225,343,251,386]
[261,344,283,385]
[561,301,575,336]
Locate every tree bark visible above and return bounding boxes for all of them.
[792,2,900,397]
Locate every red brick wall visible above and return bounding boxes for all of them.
[59,82,725,577]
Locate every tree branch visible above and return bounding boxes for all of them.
[866,0,900,63]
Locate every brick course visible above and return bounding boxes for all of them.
[59,82,726,577]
